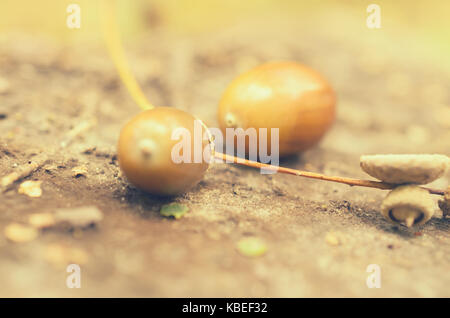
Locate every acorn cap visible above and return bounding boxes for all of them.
[381,185,435,227]
[360,154,449,184]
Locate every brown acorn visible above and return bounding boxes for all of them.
[118,107,210,196]
[218,61,336,157]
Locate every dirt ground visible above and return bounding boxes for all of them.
[0,12,449,297]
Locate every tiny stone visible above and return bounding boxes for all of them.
[4,223,38,243]
[18,180,42,197]
[325,232,340,246]
[54,206,103,228]
[28,213,56,229]
[43,164,58,174]
[71,165,88,178]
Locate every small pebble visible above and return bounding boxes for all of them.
[236,237,267,257]
[18,180,42,197]
[28,213,56,229]
[4,223,38,243]
[43,164,58,174]
[325,232,340,246]
[54,206,103,228]
[71,165,88,178]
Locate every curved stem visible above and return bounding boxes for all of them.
[100,0,153,111]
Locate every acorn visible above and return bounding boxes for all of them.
[381,185,435,227]
[218,61,336,157]
[118,107,210,196]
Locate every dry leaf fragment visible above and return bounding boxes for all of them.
[236,237,267,257]
[160,203,189,219]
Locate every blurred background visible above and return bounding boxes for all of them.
[1,0,450,70]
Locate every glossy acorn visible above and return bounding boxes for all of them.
[218,61,336,157]
[118,107,210,196]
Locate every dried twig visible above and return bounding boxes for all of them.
[60,119,96,148]
[214,152,445,196]
[1,153,49,191]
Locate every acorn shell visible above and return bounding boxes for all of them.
[118,107,210,196]
[218,61,336,157]
[360,154,449,184]
[381,185,435,227]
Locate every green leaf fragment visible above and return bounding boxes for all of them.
[236,237,267,257]
[160,203,189,219]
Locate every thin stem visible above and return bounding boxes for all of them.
[213,152,445,196]
[100,0,154,111]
